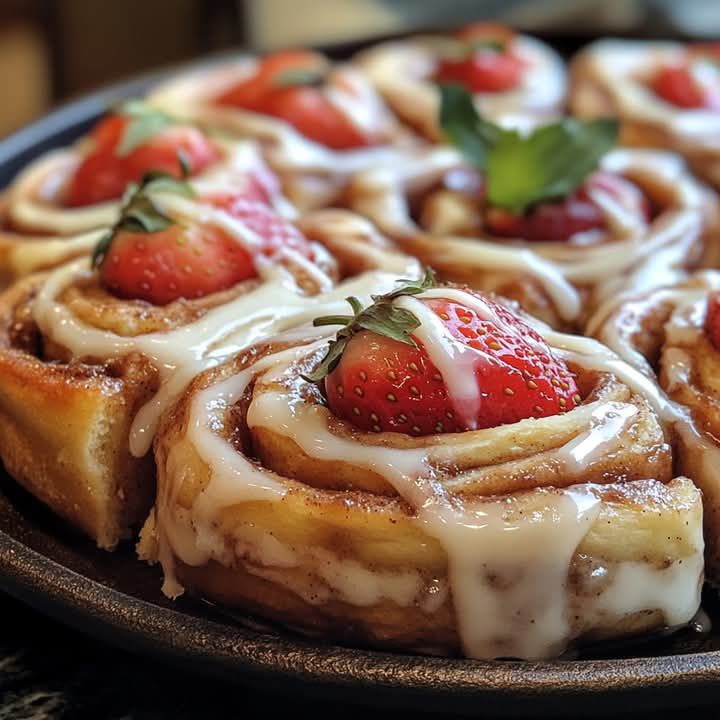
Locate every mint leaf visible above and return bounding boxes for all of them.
[438,83,500,170]
[486,118,618,212]
[438,83,618,213]
[114,100,173,156]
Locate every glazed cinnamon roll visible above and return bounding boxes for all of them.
[0,103,287,285]
[590,271,720,582]
[0,170,417,549]
[356,22,566,141]
[347,85,719,330]
[570,39,720,190]
[1,103,279,235]
[146,50,446,211]
[141,276,703,659]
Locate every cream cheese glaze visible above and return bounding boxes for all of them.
[148,285,703,659]
[573,40,720,145]
[145,57,448,210]
[357,33,566,139]
[32,259,415,458]
[350,148,712,327]
[3,137,287,235]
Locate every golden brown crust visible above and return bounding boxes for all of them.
[590,271,720,580]
[0,276,156,547]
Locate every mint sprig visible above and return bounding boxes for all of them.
[92,171,195,267]
[438,83,619,213]
[304,269,435,382]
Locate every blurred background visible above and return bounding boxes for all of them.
[0,0,718,137]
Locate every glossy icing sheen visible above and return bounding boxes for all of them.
[152,285,702,660]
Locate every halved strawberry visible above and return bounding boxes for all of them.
[99,223,256,305]
[94,174,314,305]
[705,291,720,350]
[65,113,220,207]
[485,170,650,242]
[651,60,720,111]
[308,273,580,435]
[216,50,375,150]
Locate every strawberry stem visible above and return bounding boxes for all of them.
[304,270,436,383]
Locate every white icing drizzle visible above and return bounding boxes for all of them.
[2,137,288,236]
[351,146,707,326]
[154,284,702,659]
[394,295,483,428]
[4,228,104,280]
[357,33,567,138]
[575,39,720,145]
[32,257,410,457]
[145,57,435,192]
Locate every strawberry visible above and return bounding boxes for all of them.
[652,61,720,111]
[485,170,650,242]
[99,223,256,305]
[434,23,525,94]
[308,272,580,435]
[94,174,314,305]
[204,194,315,261]
[705,292,720,350]
[65,109,220,208]
[216,50,375,150]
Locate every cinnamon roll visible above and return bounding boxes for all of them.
[590,271,720,581]
[0,103,287,286]
[356,22,566,141]
[346,84,719,331]
[1,103,279,235]
[570,39,720,190]
[146,50,445,211]
[142,277,703,659]
[0,169,417,549]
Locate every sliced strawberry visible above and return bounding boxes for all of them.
[651,64,720,110]
[312,277,580,436]
[705,292,720,350]
[99,223,255,305]
[65,115,220,207]
[485,170,649,242]
[216,50,374,150]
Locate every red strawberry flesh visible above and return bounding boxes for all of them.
[324,292,580,435]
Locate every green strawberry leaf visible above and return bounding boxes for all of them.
[92,171,196,268]
[114,100,174,156]
[438,83,619,213]
[272,67,326,88]
[468,38,505,53]
[91,230,114,267]
[303,270,434,383]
